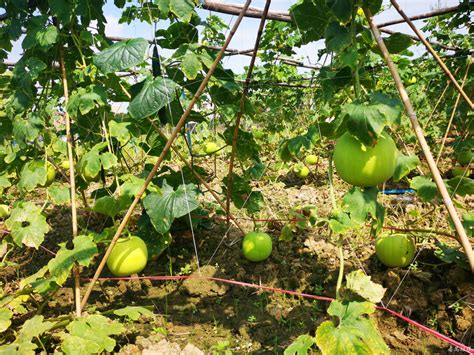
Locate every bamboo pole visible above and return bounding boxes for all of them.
[226,0,272,227]
[377,5,461,28]
[146,118,247,235]
[58,47,82,317]
[79,0,254,311]
[202,0,288,22]
[389,0,473,110]
[363,8,474,273]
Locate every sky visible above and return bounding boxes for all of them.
[4,0,463,73]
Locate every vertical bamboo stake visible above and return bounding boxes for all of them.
[389,0,474,110]
[58,46,82,317]
[80,0,254,310]
[226,0,272,227]
[364,8,474,272]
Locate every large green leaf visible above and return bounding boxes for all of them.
[328,212,360,235]
[47,235,98,285]
[143,181,199,234]
[373,32,413,55]
[342,187,384,231]
[170,0,195,23]
[128,77,177,119]
[345,270,386,303]
[0,308,12,333]
[315,300,389,355]
[340,93,402,146]
[181,51,202,80]
[222,127,260,162]
[93,196,129,218]
[93,38,149,74]
[325,22,351,52]
[23,23,58,52]
[113,306,154,321]
[67,85,108,116]
[60,315,124,354]
[361,0,383,14]
[326,0,353,23]
[18,161,48,192]
[18,316,54,343]
[5,202,50,248]
[290,0,331,44]
[447,176,474,197]
[393,154,419,182]
[410,176,437,202]
[222,174,263,214]
[109,120,131,145]
[284,334,317,355]
[47,183,71,205]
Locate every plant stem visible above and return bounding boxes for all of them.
[336,238,344,300]
[328,155,337,212]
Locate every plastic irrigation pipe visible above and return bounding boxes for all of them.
[381,189,416,195]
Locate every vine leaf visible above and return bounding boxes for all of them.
[345,270,386,303]
[340,93,402,146]
[128,77,177,119]
[284,334,316,354]
[47,235,98,285]
[447,176,474,197]
[373,32,413,55]
[119,174,147,199]
[342,187,384,231]
[289,0,331,44]
[67,85,108,116]
[113,306,154,321]
[325,22,351,52]
[222,127,260,161]
[434,241,470,269]
[361,0,383,14]
[0,308,13,333]
[328,212,360,235]
[5,202,50,248]
[182,52,202,80]
[93,38,149,74]
[18,161,48,192]
[410,176,437,202]
[18,315,54,343]
[326,0,353,23]
[109,120,131,145]
[170,0,195,23]
[222,173,264,214]
[78,142,118,181]
[93,196,129,218]
[23,25,58,51]
[60,315,124,354]
[0,342,37,353]
[143,181,199,234]
[47,183,71,205]
[393,154,419,182]
[316,300,389,355]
